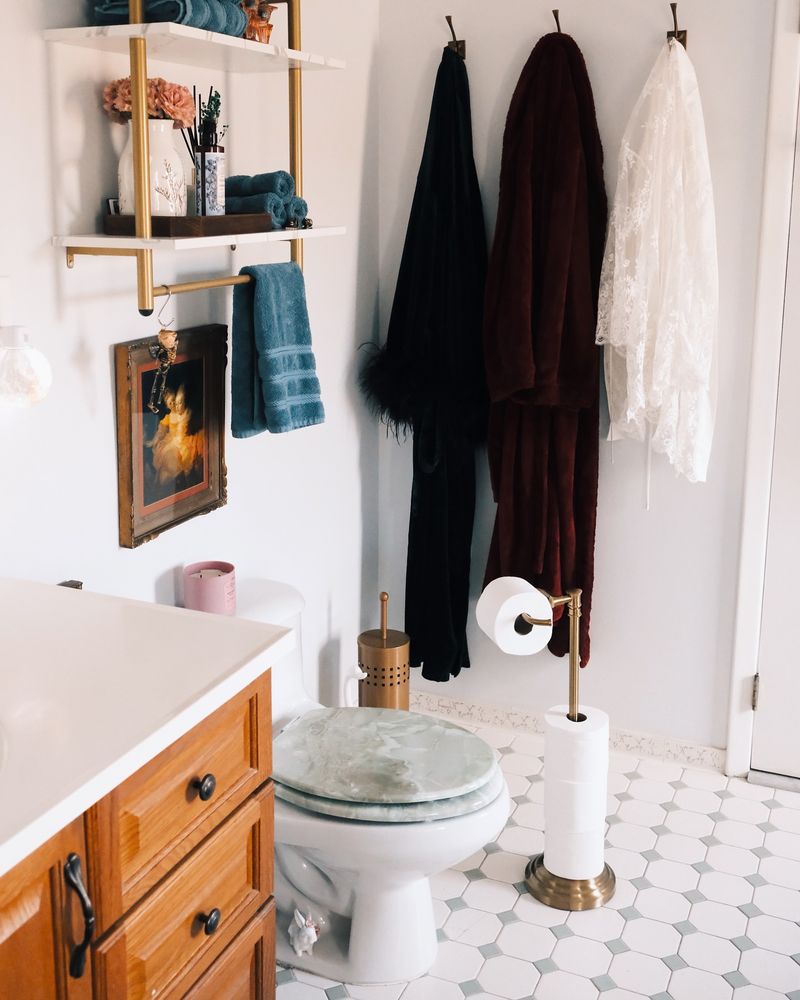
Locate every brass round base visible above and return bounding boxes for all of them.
[525,854,616,911]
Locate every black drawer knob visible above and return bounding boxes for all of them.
[191,773,217,801]
[198,908,221,935]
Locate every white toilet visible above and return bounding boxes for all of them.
[237,580,510,985]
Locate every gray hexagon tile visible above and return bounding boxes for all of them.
[277,722,800,1000]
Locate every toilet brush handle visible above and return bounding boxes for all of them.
[380,591,388,641]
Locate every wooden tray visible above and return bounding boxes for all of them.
[103,213,273,237]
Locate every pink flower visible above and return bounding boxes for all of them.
[102,76,195,129]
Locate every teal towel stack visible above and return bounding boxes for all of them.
[286,196,308,225]
[226,171,295,201]
[226,193,287,229]
[232,263,325,436]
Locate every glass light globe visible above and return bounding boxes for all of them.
[0,327,53,406]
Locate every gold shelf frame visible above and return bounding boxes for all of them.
[66,0,305,316]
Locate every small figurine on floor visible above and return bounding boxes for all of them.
[288,909,320,957]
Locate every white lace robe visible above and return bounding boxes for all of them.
[596,40,718,484]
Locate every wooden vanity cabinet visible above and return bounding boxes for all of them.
[0,671,276,1000]
[0,816,94,1000]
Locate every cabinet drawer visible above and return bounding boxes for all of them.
[92,783,274,1000]
[183,900,276,1000]
[86,673,271,932]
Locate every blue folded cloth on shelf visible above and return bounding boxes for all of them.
[93,0,245,35]
[226,193,287,229]
[232,263,325,437]
[226,171,295,202]
[286,196,308,225]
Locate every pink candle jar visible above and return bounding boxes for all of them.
[183,561,236,615]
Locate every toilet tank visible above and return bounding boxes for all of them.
[236,579,320,732]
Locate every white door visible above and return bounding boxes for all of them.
[751,151,800,778]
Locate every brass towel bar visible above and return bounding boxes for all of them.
[68,0,304,315]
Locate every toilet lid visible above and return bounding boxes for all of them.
[273,708,497,804]
[274,767,506,823]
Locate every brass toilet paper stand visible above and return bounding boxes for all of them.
[519,589,616,910]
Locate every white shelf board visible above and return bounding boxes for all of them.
[43,22,345,73]
[53,226,345,252]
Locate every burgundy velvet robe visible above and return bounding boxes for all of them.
[483,33,607,665]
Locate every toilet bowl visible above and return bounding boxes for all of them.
[237,580,510,985]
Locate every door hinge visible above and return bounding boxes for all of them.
[752,673,760,711]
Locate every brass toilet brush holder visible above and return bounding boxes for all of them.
[357,592,411,710]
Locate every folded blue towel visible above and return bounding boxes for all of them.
[232,264,325,436]
[221,0,247,35]
[226,193,286,229]
[226,171,295,202]
[94,0,244,34]
[286,196,308,225]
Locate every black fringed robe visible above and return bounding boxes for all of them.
[360,47,487,681]
[483,33,607,665]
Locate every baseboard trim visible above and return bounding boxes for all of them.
[410,690,726,772]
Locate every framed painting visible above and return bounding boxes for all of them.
[114,324,227,548]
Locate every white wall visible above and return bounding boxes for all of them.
[377,0,775,748]
[0,1,380,706]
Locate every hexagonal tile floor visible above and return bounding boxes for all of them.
[277,719,800,1000]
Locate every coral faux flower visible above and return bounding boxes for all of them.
[103,76,195,129]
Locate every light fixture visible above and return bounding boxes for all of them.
[0,327,53,406]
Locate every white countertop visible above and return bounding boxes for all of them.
[0,579,293,879]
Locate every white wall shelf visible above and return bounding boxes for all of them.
[43,22,345,74]
[53,227,346,252]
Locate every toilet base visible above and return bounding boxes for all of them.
[276,875,437,984]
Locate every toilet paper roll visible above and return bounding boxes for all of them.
[545,828,607,881]
[476,577,553,656]
[544,706,609,782]
[543,704,609,880]
[544,778,607,833]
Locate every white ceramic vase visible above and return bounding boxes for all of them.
[118,119,187,217]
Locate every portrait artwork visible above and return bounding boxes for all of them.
[114,324,227,548]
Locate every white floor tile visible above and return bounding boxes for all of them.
[604,878,637,910]
[565,905,624,942]
[608,951,671,995]
[534,969,599,1000]
[428,940,483,983]
[513,801,545,830]
[496,920,554,961]
[278,983,329,1000]
[511,733,545,756]
[621,916,681,957]
[608,771,631,795]
[604,846,647,879]
[500,752,542,777]
[401,976,464,1000]
[682,768,728,792]
[753,882,800,920]
[463,879,519,914]
[714,820,765,850]
[769,805,800,833]
[665,808,715,839]
[606,823,657,853]
[739,947,800,994]
[635,886,691,923]
[601,991,648,1000]
[706,844,759,876]
[764,828,800,861]
[636,758,684,782]
[678,931,740,974]
[719,796,769,825]
[627,778,676,805]
[690,899,748,938]
[675,787,723,814]
[609,751,640,773]
[758,853,800,889]
[452,849,487,872]
[731,987,787,1000]
[497,824,543,856]
[668,966,734,1000]
[697,871,754,906]
[480,851,527,884]
[646,858,699,892]
[727,778,774,801]
[502,773,531,797]
[347,985,406,1000]
[747,912,800,955]
[430,868,468,900]
[293,969,341,988]
[654,832,707,864]
[477,954,540,999]
[513,891,568,927]
[443,908,502,947]
[551,935,611,977]
[617,799,667,828]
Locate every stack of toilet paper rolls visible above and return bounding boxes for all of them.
[543,706,609,880]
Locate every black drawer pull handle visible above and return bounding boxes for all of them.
[64,853,95,979]
[191,773,217,801]
[198,908,221,935]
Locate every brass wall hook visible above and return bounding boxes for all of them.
[445,15,466,58]
[552,9,562,33]
[667,2,688,48]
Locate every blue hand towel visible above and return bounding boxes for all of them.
[232,264,325,436]
[220,0,247,35]
[226,193,286,229]
[94,0,213,27]
[226,171,295,202]
[286,196,308,225]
